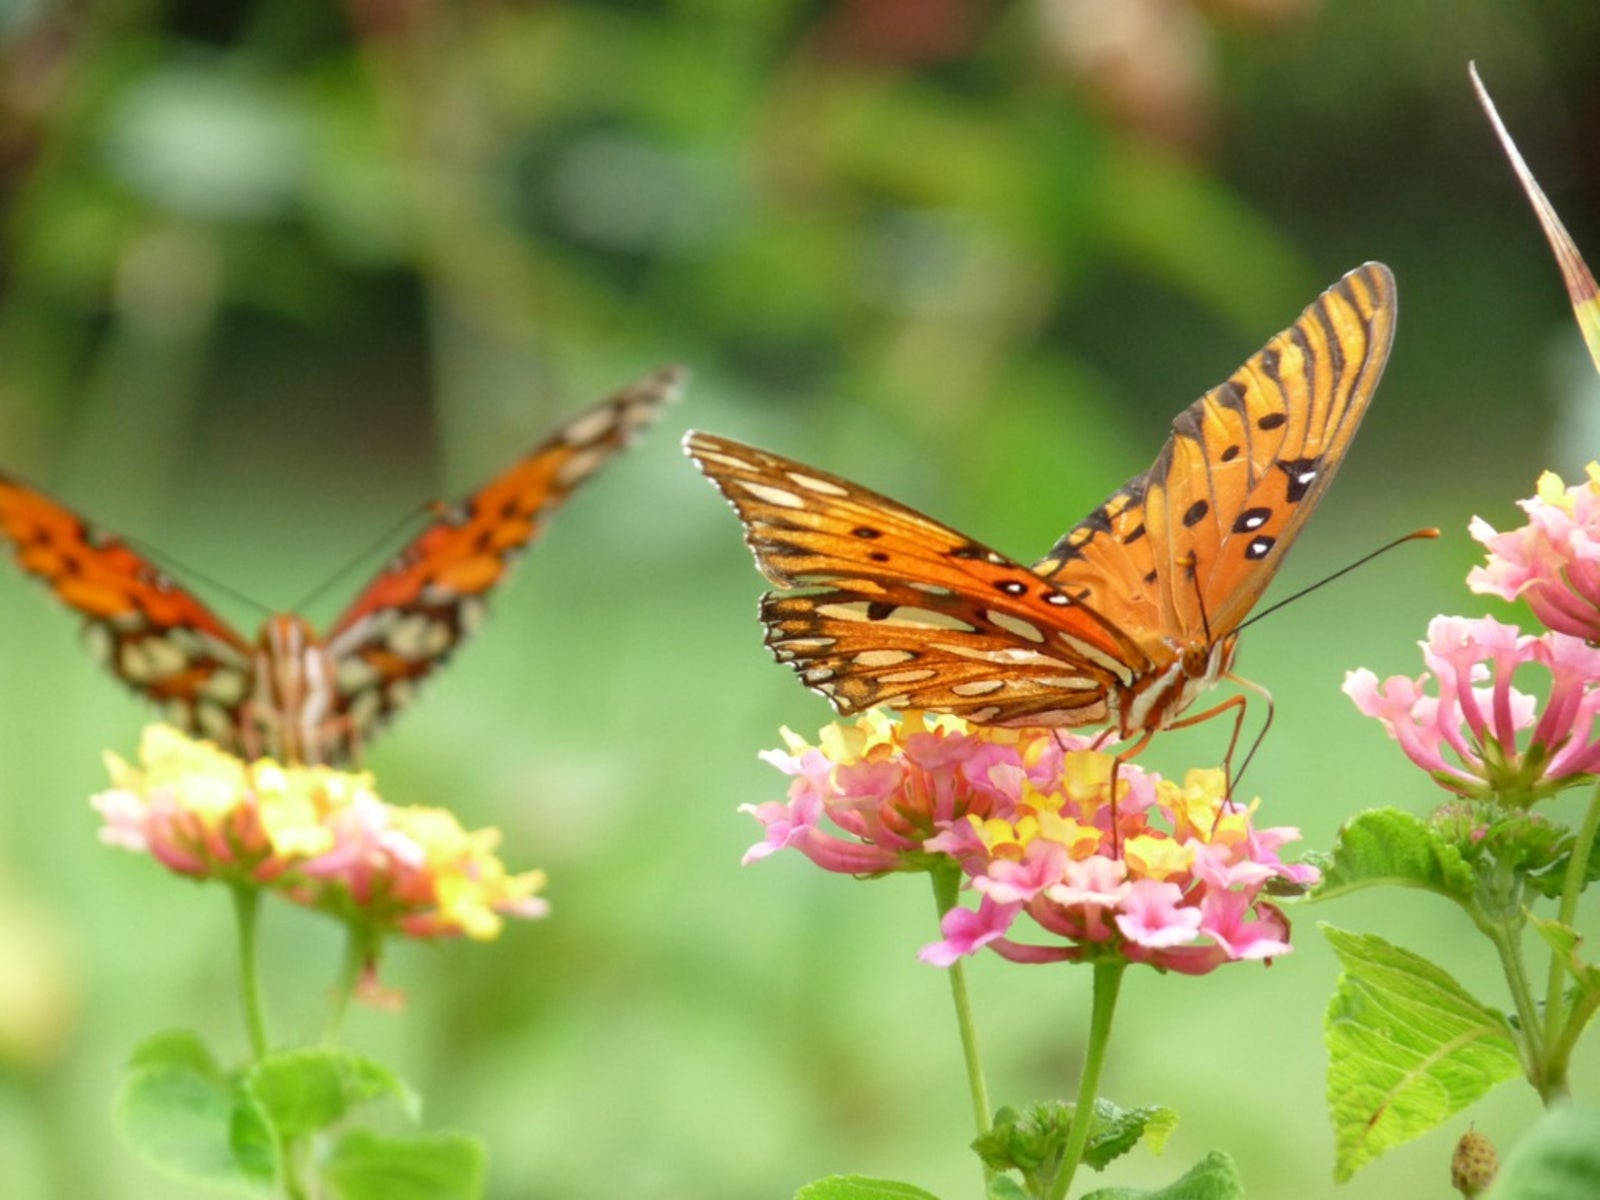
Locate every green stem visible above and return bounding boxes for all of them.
[1050,960,1126,1200]
[929,866,994,1189]
[229,884,269,1060]
[1543,786,1600,1039]
[1475,893,1544,1085]
[1538,781,1600,1100]
[322,924,371,1044]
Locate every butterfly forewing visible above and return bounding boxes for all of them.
[0,474,257,747]
[324,365,686,749]
[1036,262,1395,645]
[684,432,1145,726]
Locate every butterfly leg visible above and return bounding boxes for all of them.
[1160,691,1251,804]
[1106,728,1157,855]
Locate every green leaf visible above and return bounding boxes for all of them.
[1312,809,1477,904]
[1323,926,1523,1180]
[1078,1150,1245,1200]
[794,1177,943,1200]
[113,1030,277,1192]
[1486,1105,1600,1200]
[974,1100,1176,1196]
[244,1047,417,1139]
[323,1129,486,1200]
[986,1178,1030,1200]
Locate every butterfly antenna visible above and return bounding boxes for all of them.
[1185,550,1215,644]
[1235,528,1440,633]
[288,500,436,615]
[124,535,277,620]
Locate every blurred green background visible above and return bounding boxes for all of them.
[0,1,1597,1197]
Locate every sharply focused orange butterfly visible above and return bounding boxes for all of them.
[0,365,685,766]
[686,263,1394,752]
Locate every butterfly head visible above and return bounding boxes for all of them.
[1116,634,1238,738]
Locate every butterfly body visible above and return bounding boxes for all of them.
[687,263,1395,739]
[1,365,685,765]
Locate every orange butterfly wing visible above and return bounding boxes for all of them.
[1034,262,1396,649]
[0,473,257,740]
[683,432,1147,727]
[322,365,685,748]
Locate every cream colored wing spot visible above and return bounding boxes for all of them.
[385,679,416,709]
[84,624,114,665]
[690,446,760,472]
[966,706,1002,722]
[986,611,1045,643]
[878,668,939,684]
[347,688,382,731]
[736,480,807,509]
[560,406,620,446]
[458,596,487,636]
[386,613,433,660]
[929,641,1072,667]
[336,656,381,693]
[951,678,1006,697]
[878,606,979,631]
[200,667,249,705]
[909,582,954,597]
[802,666,836,683]
[852,649,916,667]
[196,700,233,742]
[1036,675,1101,690]
[556,445,612,487]
[786,472,850,497]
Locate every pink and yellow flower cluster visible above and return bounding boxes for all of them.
[750,711,1316,974]
[1347,465,1600,805]
[93,724,548,942]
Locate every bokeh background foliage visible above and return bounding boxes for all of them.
[0,1,1597,1197]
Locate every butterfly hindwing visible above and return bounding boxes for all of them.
[1036,262,1395,645]
[684,432,1147,726]
[324,365,686,747]
[0,473,256,747]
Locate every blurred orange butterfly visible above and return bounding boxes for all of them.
[686,263,1394,750]
[0,365,685,766]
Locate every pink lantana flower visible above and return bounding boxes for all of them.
[1469,465,1600,641]
[1344,614,1600,805]
[93,725,548,943]
[754,712,1314,975]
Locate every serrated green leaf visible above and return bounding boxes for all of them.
[114,1034,277,1192]
[1078,1150,1245,1200]
[323,1128,486,1200]
[794,1176,943,1200]
[1323,926,1523,1180]
[1313,809,1477,904]
[1486,1104,1600,1200]
[1083,1102,1178,1167]
[244,1048,417,1138]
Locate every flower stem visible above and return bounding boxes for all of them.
[1050,959,1126,1200]
[229,883,269,1060]
[928,865,994,1186]
[1539,780,1600,1098]
[322,925,370,1044]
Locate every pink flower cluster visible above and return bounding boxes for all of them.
[750,711,1316,974]
[93,725,549,942]
[1345,615,1600,805]
[1469,465,1600,642]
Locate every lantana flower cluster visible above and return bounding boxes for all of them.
[1346,465,1600,806]
[751,710,1316,974]
[93,724,548,942]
